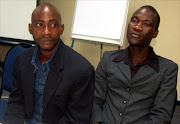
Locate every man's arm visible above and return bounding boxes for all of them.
[143,61,178,124]
[58,66,95,124]
[90,53,108,124]
[1,57,25,124]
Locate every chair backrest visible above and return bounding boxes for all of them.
[0,99,8,121]
[0,44,32,94]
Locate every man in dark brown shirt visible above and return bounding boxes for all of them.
[91,5,178,124]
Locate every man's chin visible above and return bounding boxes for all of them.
[129,44,148,48]
[37,42,58,52]
[38,45,56,52]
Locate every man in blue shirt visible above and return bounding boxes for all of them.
[2,3,95,124]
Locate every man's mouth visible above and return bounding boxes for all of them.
[131,33,141,38]
[40,38,53,41]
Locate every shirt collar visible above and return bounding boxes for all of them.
[113,46,159,72]
[31,41,60,72]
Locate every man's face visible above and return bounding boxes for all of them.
[29,6,64,52]
[127,8,158,47]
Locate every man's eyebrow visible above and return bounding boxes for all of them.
[33,19,58,22]
[131,16,152,23]
[49,19,58,22]
[33,19,44,22]
[131,16,138,19]
[144,20,152,23]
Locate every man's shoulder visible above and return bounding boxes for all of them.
[102,49,124,61]
[157,55,178,69]
[63,45,94,70]
[15,46,35,61]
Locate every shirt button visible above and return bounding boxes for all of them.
[127,87,130,91]
[124,100,127,104]
[119,113,123,117]
[40,86,43,90]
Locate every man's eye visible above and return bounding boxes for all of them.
[131,19,136,23]
[36,23,42,27]
[144,23,150,27]
[51,23,56,27]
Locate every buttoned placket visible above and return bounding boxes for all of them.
[119,86,131,122]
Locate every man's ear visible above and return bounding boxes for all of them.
[60,24,64,35]
[29,23,32,34]
[153,30,159,38]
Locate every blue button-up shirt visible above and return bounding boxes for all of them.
[26,42,59,124]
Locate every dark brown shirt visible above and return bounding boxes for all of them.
[113,46,159,78]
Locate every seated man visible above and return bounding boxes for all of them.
[91,5,178,124]
[2,3,95,124]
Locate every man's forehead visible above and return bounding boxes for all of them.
[133,8,155,16]
[133,8,156,20]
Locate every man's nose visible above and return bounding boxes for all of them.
[42,25,51,35]
[133,22,143,32]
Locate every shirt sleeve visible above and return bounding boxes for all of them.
[91,52,109,124]
[142,60,178,124]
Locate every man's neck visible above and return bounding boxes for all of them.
[39,50,55,64]
[129,46,149,66]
